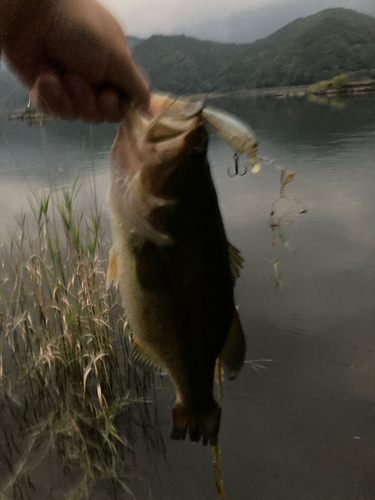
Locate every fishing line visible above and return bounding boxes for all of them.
[144,96,179,132]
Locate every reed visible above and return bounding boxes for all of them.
[0,178,164,499]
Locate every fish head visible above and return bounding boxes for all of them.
[108,94,206,245]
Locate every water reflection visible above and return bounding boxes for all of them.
[308,93,347,109]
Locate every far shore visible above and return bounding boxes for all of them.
[310,82,375,96]
[190,83,375,100]
[190,86,310,100]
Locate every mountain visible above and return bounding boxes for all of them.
[127,36,143,49]
[132,36,239,94]
[133,8,375,93]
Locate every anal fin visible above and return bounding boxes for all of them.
[219,307,246,381]
[130,339,167,375]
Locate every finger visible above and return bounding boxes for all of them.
[97,88,124,123]
[63,73,103,123]
[29,71,79,120]
[64,73,125,123]
[104,44,151,111]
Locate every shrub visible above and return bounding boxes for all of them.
[308,80,330,93]
[331,73,350,88]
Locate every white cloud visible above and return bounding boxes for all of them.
[98,0,277,37]
[98,0,375,39]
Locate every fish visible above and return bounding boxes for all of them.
[107,94,246,446]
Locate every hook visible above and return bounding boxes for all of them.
[228,153,247,177]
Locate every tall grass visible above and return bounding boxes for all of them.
[0,179,164,499]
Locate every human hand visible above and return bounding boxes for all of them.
[1,0,150,123]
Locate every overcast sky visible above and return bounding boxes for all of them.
[98,0,375,40]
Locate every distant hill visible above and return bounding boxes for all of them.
[133,36,239,94]
[127,36,143,49]
[133,8,375,93]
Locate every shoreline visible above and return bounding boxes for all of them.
[191,83,375,100]
[310,82,375,96]
[190,86,310,100]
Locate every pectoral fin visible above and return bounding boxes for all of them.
[130,339,167,375]
[106,247,119,288]
[219,307,246,381]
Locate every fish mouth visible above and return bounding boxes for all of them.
[109,94,206,246]
[140,94,204,144]
[148,94,203,121]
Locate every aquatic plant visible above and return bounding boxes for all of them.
[268,167,306,288]
[0,179,164,499]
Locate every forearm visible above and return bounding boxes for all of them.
[0,0,48,46]
[0,1,17,49]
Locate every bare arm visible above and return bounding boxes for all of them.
[0,0,150,122]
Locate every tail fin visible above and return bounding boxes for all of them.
[171,402,221,446]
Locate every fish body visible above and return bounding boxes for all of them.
[107,94,246,446]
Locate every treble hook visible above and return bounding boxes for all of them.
[228,152,247,177]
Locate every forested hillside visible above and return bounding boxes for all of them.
[132,8,375,93]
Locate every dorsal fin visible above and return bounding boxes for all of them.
[228,242,244,282]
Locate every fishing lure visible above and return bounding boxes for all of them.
[203,106,261,174]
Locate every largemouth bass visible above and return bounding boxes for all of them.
[107,94,246,446]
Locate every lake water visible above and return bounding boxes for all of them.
[1,94,375,499]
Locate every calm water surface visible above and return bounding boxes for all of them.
[1,94,375,499]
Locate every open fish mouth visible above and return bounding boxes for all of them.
[132,94,204,144]
[109,94,206,246]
